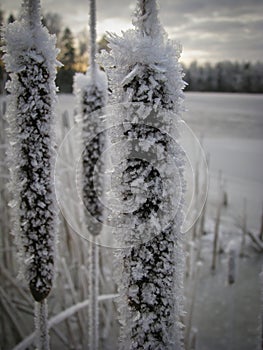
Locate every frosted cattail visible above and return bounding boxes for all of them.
[3,0,60,302]
[74,49,107,350]
[74,1,108,349]
[99,0,186,348]
[73,0,108,234]
[74,67,108,236]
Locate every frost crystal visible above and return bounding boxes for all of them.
[74,65,108,235]
[3,0,60,302]
[74,3,108,349]
[99,0,186,349]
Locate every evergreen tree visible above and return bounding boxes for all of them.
[59,27,75,69]
[57,27,76,92]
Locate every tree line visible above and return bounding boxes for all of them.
[1,9,263,94]
[183,61,263,93]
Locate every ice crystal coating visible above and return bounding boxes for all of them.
[74,10,108,349]
[3,0,60,302]
[74,65,108,235]
[99,0,186,349]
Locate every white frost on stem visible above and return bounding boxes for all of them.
[20,0,41,30]
[132,0,162,38]
[89,237,99,350]
[35,299,50,350]
[89,0,97,82]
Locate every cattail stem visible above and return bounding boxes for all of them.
[89,237,99,350]
[211,199,221,271]
[136,0,159,37]
[35,299,49,350]
[228,248,236,285]
[89,0,97,82]
[211,174,223,271]
[259,268,263,349]
[259,203,263,241]
[28,0,40,29]
[240,198,247,257]
[185,264,200,350]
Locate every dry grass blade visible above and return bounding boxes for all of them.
[0,264,32,304]
[0,286,26,341]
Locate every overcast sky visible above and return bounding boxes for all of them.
[1,0,263,64]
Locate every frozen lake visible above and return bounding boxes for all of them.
[184,92,263,140]
[183,92,263,350]
[184,92,263,232]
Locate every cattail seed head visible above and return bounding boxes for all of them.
[3,0,60,302]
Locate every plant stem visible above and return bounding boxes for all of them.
[89,0,97,82]
[35,299,50,350]
[89,237,99,350]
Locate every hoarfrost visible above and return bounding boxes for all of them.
[99,0,186,349]
[73,64,108,236]
[2,0,60,302]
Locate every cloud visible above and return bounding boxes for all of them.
[1,0,263,63]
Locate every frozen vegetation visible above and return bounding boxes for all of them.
[99,0,186,348]
[73,1,108,349]
[0,89,262,349]
[2,0,59,303]
[0,0,262,349]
